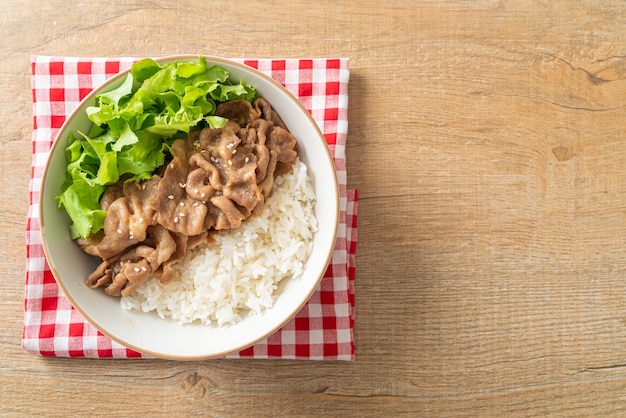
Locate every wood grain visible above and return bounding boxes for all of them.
[2,0,626,416]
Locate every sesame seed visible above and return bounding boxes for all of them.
[142,184,146,190]
[174,217,179,223]
[245,157,249,163]
[179,201,184,206]
[134,267,140,272]
[169,163,174,169]
[232,149,237,154]
[139,217,144,223]
[179,213,185,217]
[193,188,199,193]
[168,195,174,200]
[117,228,123,234]
[193,202,199,207]
[179,182,186,188]
[141,266,147,272]
[228,160,233,166]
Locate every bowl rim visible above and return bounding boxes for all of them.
[39,54,340,359]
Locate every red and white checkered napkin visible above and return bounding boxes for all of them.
[24,56,357,360]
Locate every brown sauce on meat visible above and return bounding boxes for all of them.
[79,98,297,296]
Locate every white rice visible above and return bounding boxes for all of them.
[120,158,317,326]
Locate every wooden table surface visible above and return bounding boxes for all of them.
[3,1,626,416]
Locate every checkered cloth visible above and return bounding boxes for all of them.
[24,55,357,360]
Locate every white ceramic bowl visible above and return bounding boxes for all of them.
[39,55,339,359]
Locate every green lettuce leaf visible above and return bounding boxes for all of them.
[57,169,107,240]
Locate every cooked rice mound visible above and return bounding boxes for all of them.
[120,158,317,326]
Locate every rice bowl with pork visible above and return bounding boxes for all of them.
[39,55,339,359]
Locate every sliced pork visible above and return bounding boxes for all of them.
[80,98,298,296]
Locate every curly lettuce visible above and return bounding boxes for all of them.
[56,56,258,239]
